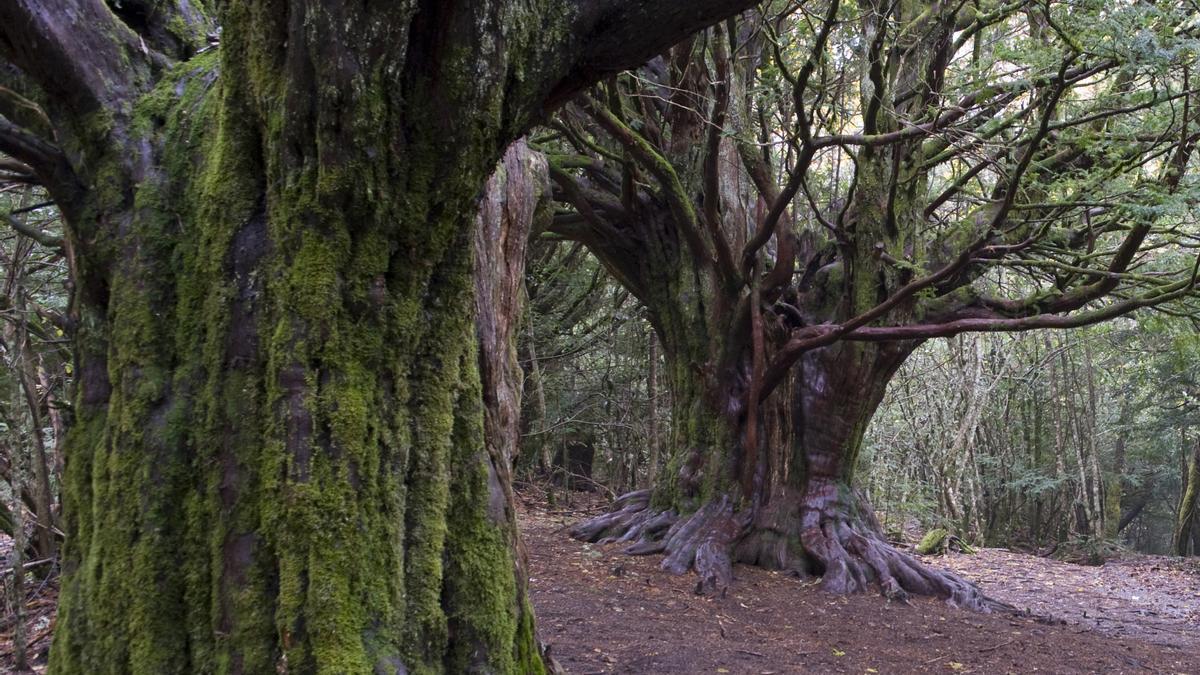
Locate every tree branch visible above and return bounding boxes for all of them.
[546,0,761,107]
[5,212,62,250]
[0,117,84,210]
[761,257,1200,399]
[701,23,739,289]
[581,94,714,267]
[0,0,156,121]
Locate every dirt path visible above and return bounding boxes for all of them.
[936,549,1200,652]
[522,501,1200,674]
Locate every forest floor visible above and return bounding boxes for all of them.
[0,535,56,673]
[522,490,1200,675]
[0,496,1197,674]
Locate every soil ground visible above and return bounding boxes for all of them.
[1,494,1197,674]
[523,492,1200,675]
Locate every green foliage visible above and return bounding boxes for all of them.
[862,319,1200,555]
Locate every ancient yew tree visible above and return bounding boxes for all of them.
[563,1,1200,605]
[0,0,762,672]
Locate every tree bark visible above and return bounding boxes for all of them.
[573,329,1001,606]
[1106,395,1132,539]
[475,140,550,469]
[0,1,760,672]
[645,330,661,488]
[7,480,28,672]
[1174,439,1199,556]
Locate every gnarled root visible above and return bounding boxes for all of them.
[799,516,1008,611]
[572,488,1012,612]
[793,479,1010,611]
[568,490,678,549]
[571,492,747,594]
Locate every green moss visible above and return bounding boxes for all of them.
[915,528,949,555]
[51,4,558,673]
[1175,453,1199,555]
[442,338,523,673]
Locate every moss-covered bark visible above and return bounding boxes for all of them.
[1174,442,1199,556]
[49,5,562,672]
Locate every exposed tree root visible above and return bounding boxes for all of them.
[571,488,1013,612]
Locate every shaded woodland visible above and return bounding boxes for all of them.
[1,0,1199,673]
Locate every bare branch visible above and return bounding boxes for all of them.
[5,212,62,250]
[0,118,83,209]
[580,94,714,267]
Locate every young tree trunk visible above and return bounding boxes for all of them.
[1106,396,1132,539]
[1174,439,1199,556]
[524,334,553,474]
[1082,342,1105,537]
[645,330,661,488]
[1193,515,1200,557]
[9,289,56,560]
[7,481,28,672]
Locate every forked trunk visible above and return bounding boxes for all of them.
[574,340,1001,609]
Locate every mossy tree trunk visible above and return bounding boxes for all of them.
[1174,439,1199,556]
[0,1,759,672]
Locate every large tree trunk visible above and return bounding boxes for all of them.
[552,0,1196,602]
[51,57,550,674]
[564,56,996,606]
[574,328,997,607]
